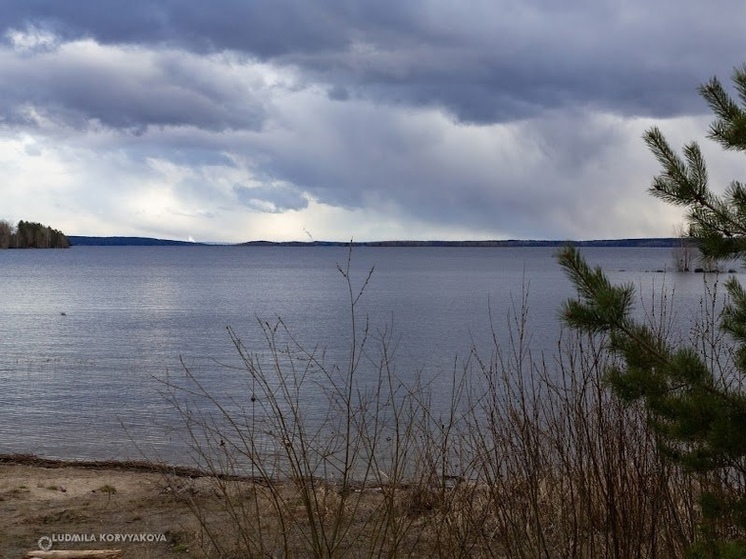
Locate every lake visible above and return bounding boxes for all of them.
[0,245,736,464]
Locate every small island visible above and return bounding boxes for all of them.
[0,219,70,249]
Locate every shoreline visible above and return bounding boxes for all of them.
[0,453,251,481]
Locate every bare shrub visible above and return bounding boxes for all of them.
[159,253,731,557]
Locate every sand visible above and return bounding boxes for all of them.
[0,455,207,558]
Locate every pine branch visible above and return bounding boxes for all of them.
[699,68,746,151]
[558,246,746,469]
[560,63,746,543]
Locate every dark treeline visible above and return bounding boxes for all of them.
[0,220,70,249]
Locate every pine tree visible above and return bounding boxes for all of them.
[558,65,746,556]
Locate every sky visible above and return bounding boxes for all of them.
[1,1,745,243]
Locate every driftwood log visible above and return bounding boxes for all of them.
[24,551,122,558]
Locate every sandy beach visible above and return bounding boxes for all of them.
[0,455,209,558]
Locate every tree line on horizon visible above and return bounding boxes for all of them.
[0,219,69,249]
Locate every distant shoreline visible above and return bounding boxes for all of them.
[68,236,688,248]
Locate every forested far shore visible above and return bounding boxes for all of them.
[0,219,70,249]
[68,235,689,248]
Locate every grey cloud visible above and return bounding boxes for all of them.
[0,0,350,57]
[233,183,309,213]
[0,44,267,132]
[1,0,742,242]
[237,102,654,239]
[297,36,728,124]
[3,1,745,124]
[23,143,42,156]
[162,149,235,169]
[327,85,350,101]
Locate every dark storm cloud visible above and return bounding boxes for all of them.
[238,99,661,239]
[0,0,350,57]
[0,43,267,132]
[3,0,744,125]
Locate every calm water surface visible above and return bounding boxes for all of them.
[0,246,735,463]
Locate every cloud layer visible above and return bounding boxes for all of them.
[1,1,744,241]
